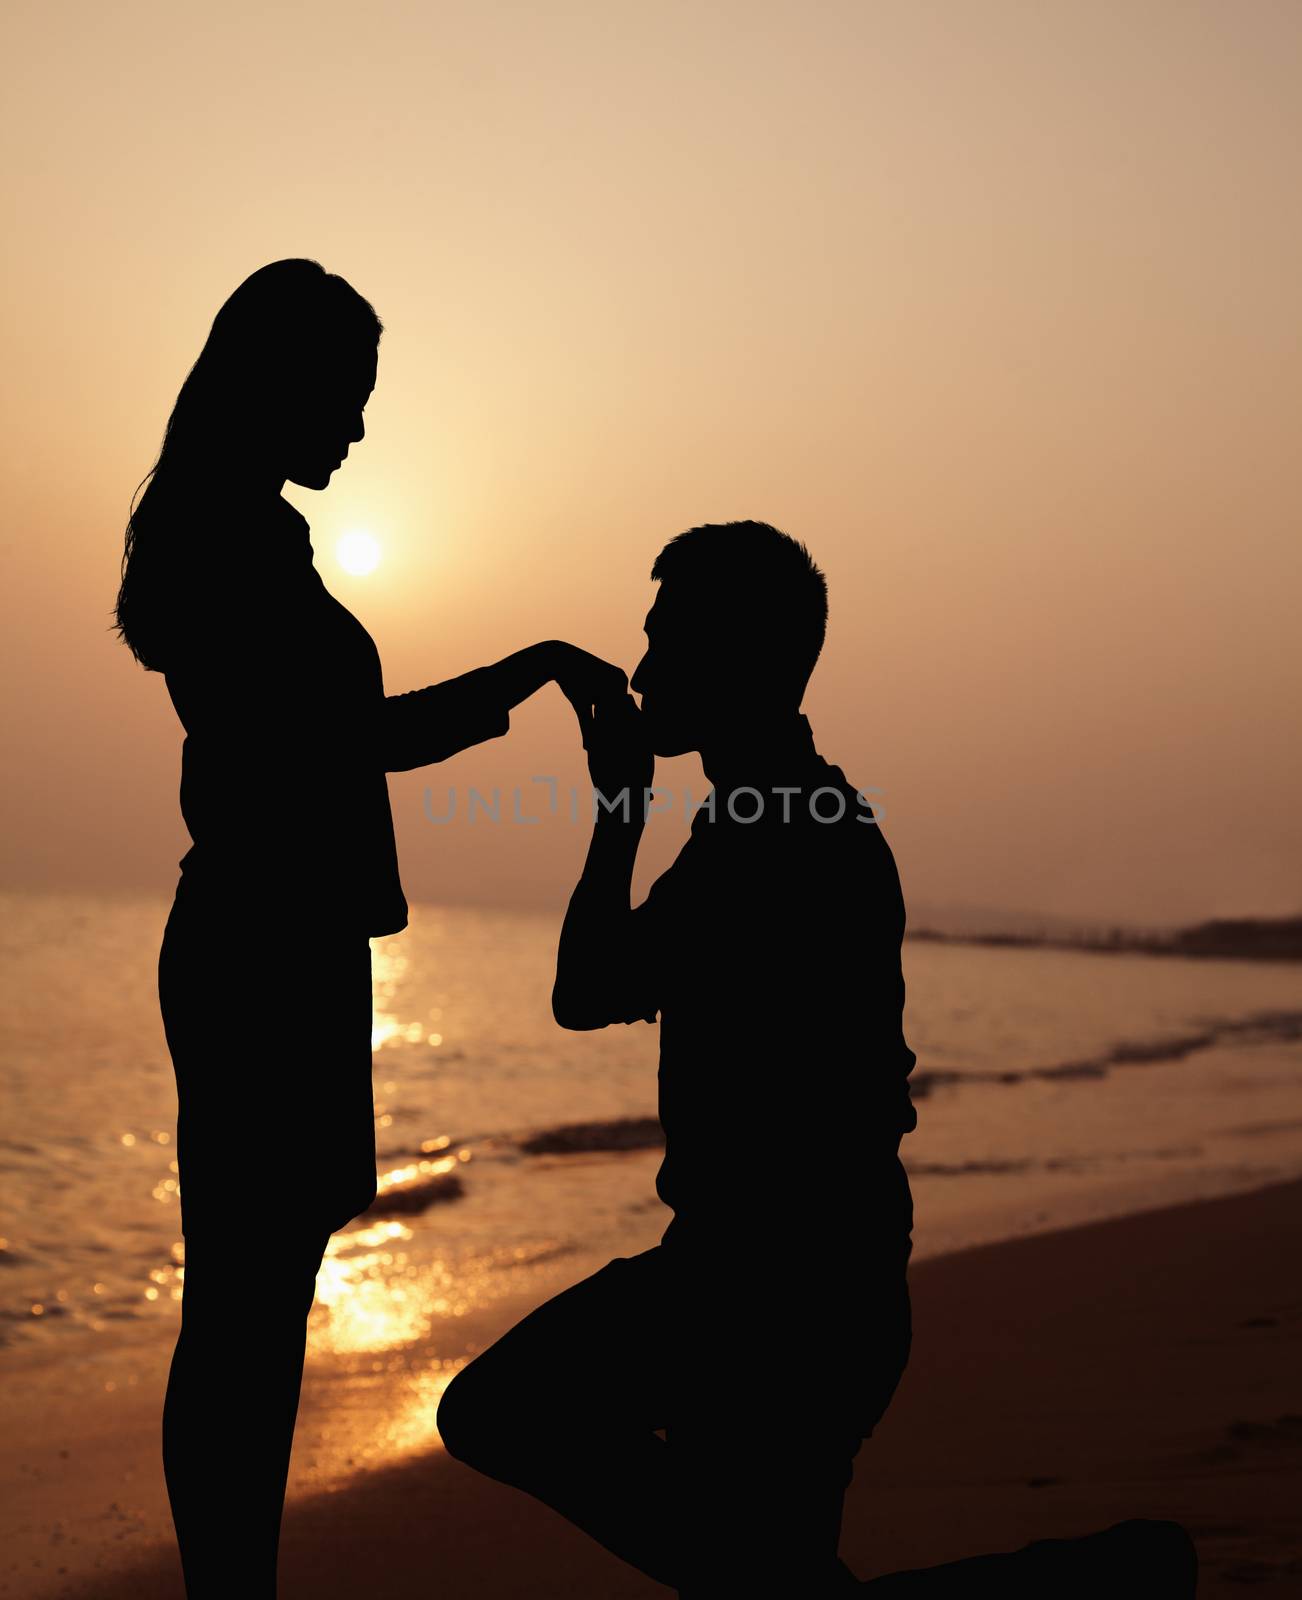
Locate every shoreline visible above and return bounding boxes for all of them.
[4,1173,1297,1598]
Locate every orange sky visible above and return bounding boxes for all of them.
[2,1,1299,926]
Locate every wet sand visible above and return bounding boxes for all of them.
[16,1176,1302,1598]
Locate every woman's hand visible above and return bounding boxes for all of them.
[541,645,652,814]
[543,641,629,745]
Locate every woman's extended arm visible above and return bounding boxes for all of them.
[381,641,626,772]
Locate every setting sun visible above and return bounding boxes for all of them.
[337,530,382,576]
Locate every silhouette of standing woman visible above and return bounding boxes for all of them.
[114,259,622,1597]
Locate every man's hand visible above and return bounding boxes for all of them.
[553,688,656,1030]
[585,692,654,813]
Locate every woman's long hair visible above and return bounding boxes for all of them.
[114,259,382,671]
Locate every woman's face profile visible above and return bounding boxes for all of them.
[278,340,377,492]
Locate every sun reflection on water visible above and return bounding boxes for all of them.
[375,1361,464,1461]
[377,1153,463,1189]
[311,1221,430,1354]
[284,932,589,1473]
[308,1216,498,1358]
[370,940,435,1051]
[300,1237,576,1476]
[369,936,454,1052]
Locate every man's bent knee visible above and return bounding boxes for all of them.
[437,1362,508,1469]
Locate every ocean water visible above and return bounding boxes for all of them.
[1,887,1300,1391]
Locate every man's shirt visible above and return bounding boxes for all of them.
[615,716,918,1246]
[160,495,508,938]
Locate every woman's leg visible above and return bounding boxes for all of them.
[162,1229,329,1599]
[156,903,374,1594]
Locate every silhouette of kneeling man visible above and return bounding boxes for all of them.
[439,522,916,1595]
[437,522,1199,1598]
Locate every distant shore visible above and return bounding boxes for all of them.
[908,912,1302,962]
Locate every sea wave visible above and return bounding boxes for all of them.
[361,1170,465,1217]
[518,1117,665,1156]
[910,1009,1302,1099]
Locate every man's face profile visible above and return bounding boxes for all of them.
[632,585,733,757]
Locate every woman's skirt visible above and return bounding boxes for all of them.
[157,886,378,1244]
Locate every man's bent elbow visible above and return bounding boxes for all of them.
[551,984,606,1031]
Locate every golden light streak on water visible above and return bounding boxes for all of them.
[372,1361,464,1460]
[309,1222,479,1356]
[369,936,456,1052]
[369,939,411,1051]
[294,1359,467,1486]
[376,1154,460,1190]
[298,1237,585,1478]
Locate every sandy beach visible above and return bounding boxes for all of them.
[2,1175,1293,1598]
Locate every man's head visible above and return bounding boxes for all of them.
[630,521,828,757]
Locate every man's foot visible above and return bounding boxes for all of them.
[860,1517,1197,1596]
[1023,1518,1198,1598]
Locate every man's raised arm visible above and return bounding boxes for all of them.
[552,694,658,1030]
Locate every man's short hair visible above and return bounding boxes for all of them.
[650,520,829,697]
